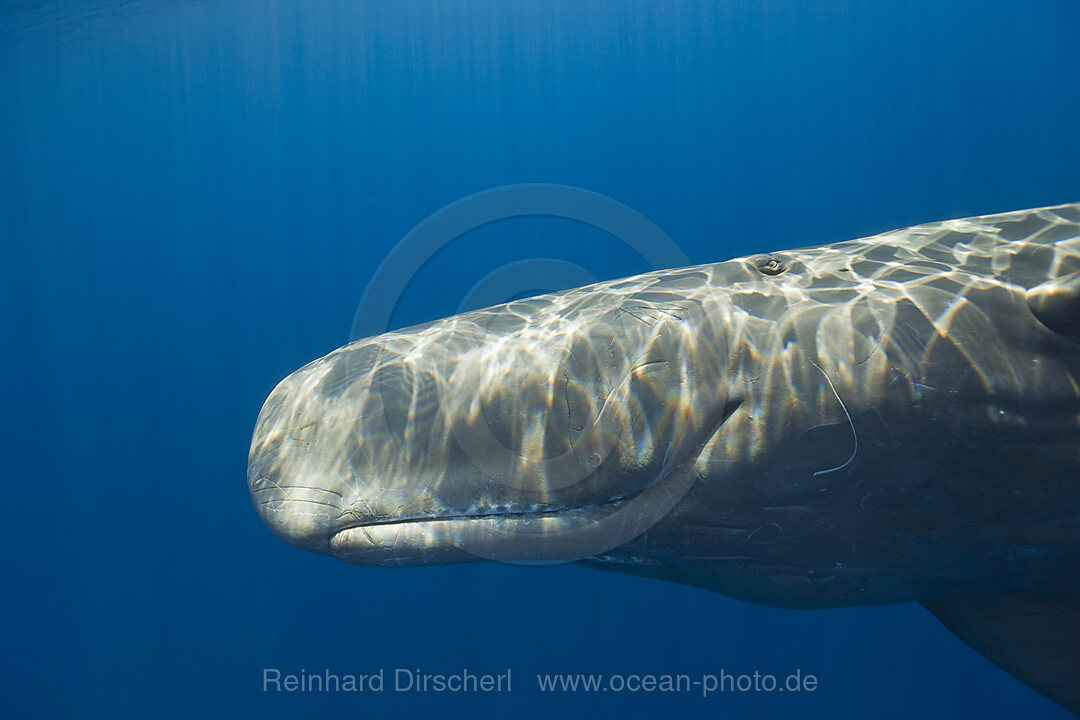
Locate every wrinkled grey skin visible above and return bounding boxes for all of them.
[249,203,1080,713]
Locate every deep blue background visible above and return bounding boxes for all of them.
[2,1,1078,718]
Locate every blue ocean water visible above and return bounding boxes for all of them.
[2,1,1078,718]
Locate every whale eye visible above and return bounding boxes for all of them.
[751,254,789,276]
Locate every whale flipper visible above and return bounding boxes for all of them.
[924,594,1080,714]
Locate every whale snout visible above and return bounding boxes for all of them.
[246,371,358,554]
[247,436,345,553]
[248,470,341,553]
[246,283,734,564]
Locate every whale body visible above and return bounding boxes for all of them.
[248,203,1080,713]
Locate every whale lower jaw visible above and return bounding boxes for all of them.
[328,502,640,567]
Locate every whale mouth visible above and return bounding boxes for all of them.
[328,451,711,567]
[328,398,745,567]
[328,499,637,566]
